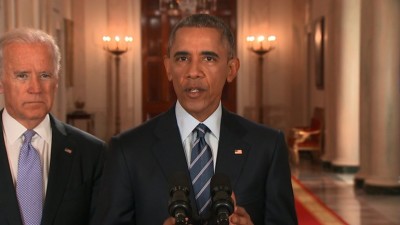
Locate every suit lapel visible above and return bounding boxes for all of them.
[0,112,24,224]
[215,109,250,188]
[152,108,190,181]
[151,108,197,209]
[41,116,74,225]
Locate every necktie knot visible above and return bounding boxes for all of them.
[195,123,209,139]
[23,130,36,143]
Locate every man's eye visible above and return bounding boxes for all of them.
[176,56,189,62]
[204,56,216,62]
[16,73,28,79]
[40,72,52,79]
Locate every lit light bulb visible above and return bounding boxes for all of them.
[102,36,111,42]
[257,35,265,42]
[267,35,276,42]
[246,36,255,42]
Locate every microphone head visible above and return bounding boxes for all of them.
[168,171,191,222]
[211,173,232,196]
[211,173,234,223]
[169,171,190,195]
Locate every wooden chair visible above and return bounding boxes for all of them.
[288,108,324,165]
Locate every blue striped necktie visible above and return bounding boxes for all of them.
[189,123,214,216]
[16,130,43,225]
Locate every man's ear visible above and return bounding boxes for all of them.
[163,56,172,81]
[227,58,240,83]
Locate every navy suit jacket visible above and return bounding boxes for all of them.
[92,106,297,225]
[0,112,106,225]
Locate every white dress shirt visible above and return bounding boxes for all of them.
[175,101,221,170]
[3,108,52,193]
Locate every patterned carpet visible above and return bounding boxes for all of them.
[292,176,349,225]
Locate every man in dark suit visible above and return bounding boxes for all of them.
[93,14,297,225]
[0,28,106,225]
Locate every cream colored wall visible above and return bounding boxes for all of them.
[70,0,110,140]
[0,0,4,33]
[70,0,109,139]
[69,0,141,140]
[237,0,308,133]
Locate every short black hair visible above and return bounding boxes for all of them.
[167,14,236,59]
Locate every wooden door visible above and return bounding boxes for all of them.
[141,0,237,121]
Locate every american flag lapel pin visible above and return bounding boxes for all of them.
[64,148,72,154]
[234,149,243,155]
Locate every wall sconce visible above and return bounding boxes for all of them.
[102,35,133,134]
[246,35,276,123]
[246,35,276,56]
[102,35,133,55]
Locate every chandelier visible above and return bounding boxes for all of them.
[159,0,217,16]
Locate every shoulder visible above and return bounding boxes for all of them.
[223,109,283,138]
[113,108,176,143]
[114,114,161,141]
[64,123,105,145]
[50,115,106,149]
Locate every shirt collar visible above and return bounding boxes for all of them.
[2,108,52,144]
[175,101,221,142]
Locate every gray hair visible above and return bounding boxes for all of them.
[0,28,61,76]
[167,14,236,59]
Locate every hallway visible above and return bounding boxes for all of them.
[293,156,400,225]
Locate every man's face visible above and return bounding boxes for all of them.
[0,42,58,129]
[164,27,239,121]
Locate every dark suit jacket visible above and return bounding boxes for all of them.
[92,106,297,225]
[0,112,106,225]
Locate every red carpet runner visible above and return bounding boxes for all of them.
[292,176,349,225]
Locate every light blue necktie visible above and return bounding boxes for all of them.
[189,123,214,216]
[16,130,43,225]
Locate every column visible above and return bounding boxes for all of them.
[362,0,400,194]
[330,0,361,171]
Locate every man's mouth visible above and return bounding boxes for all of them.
[24,101,45,105]
[188,88,200,93]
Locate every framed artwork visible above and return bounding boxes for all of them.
[314,17,325,90]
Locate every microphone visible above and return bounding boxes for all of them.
[168,172,192,225]
[211,173,234,225]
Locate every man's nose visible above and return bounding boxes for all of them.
[186,60,204,79]
[28,76,42,93]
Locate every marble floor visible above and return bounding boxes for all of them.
[292,156,400,225]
